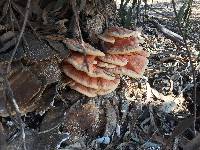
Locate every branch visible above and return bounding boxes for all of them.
[171,0,197,135]
[149,19,185,46]
[6,0,31,74]
[3,76,26,150]
[4,0,31,149]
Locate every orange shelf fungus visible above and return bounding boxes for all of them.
[63,63,120,90]
[62,27,149,97]
[98,33,115,44]
[68,80,97,97]
[67,78,120,97]
[64,51,115,80]
[63,38,105,56]
[62,39,120,97]
[98,54,128,66]
[98,26,149,79]
[106,26,138,38]
[96,61,117,69]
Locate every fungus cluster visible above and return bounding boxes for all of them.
[62,38,120,97]
[98,26,149,78]
[63,27,149,97]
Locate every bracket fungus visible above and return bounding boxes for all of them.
[106,26,139,38]
[64,51,115,80]
[98,26,149,79]
[63,26,149,97]
[63,39,120,97]
[63,38,105,56]
[68,78,120,97]
[97,61,117,69]
[98,54,128,66]
[63,63,120,90]
[98,33,115,44]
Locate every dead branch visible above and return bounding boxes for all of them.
[4,0,31,150]
[3,76,27,150]
[149,19,185,46]
[7,0,31,73]
[171,0,197,136]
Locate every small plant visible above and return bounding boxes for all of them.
[118,0,138,27]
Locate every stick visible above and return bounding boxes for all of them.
[71,0,89,72]
[7,0,31,74]
[149,19,185,46]
[4,76,26,150]
[171,0,197,136]
[5,0,32,149]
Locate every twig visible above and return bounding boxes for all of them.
[71,0,89,71]
[71,2,83,43]
[11,0,41,42]
[0,31,16,42]
[171,0,197,135]
[0,122,7,149]
[7,0,31,73]
[3,76,26,150]
[140,129,159,150]
[149,19,185,46]
[5,0,31,149]
[38,124,61,134]
[9,6,29,48]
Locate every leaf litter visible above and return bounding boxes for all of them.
[0,0,199,150]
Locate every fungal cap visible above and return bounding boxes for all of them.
[63,63,99,89]
[106,55,148,78]
[63,63,119,90]
[63,38,105,56]
[104,36,144,55]
[125,54,149,75]
[69,80,97,97]
[68,78,120,97]
[98,54,128,66]
[98,33,115,44]
[65,52,115,80]
[106,26,138,38]
[97,61,117,69]
[106,45,143,55]
[106,66,142,78]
